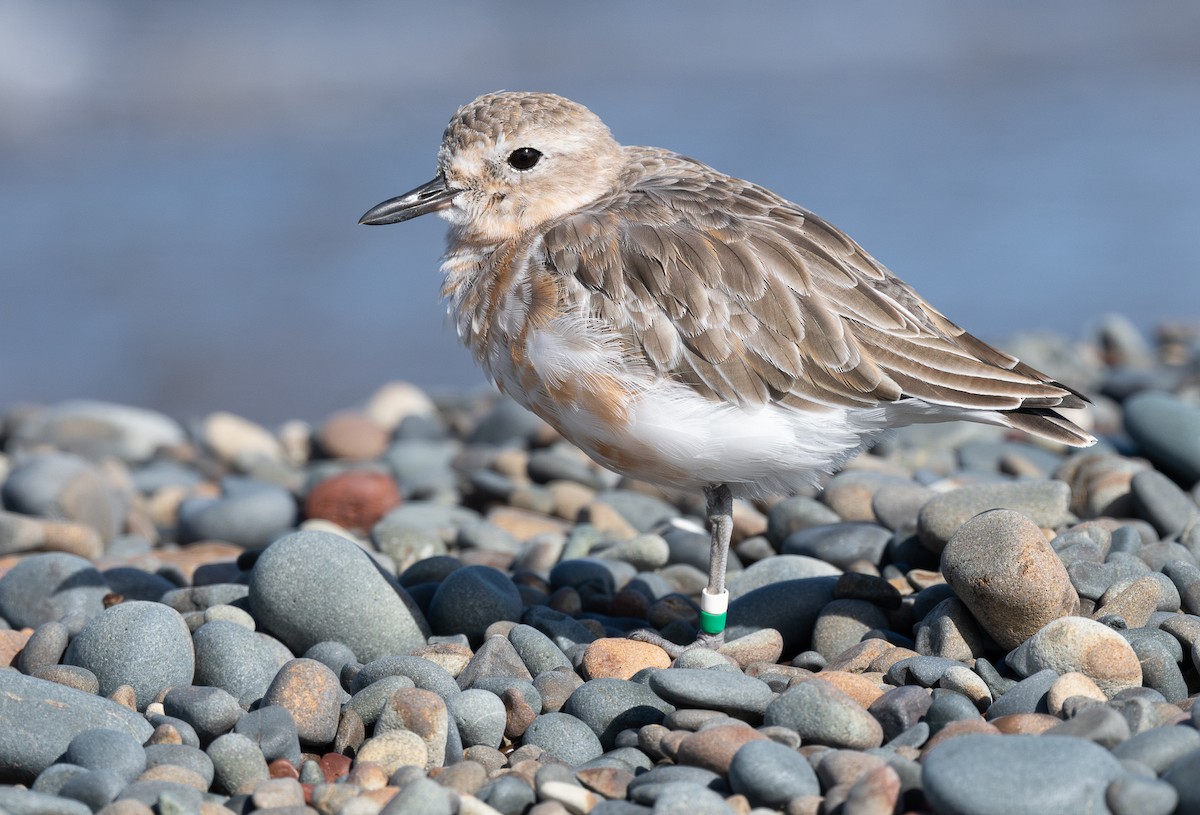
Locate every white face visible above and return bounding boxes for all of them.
[435,116,625,243]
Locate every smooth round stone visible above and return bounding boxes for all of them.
[10,400,185,464]
[868,685,933,742]
[781,522,892,569]
[649,781,735,814]
[31,664,99,696]
[260,659,342,746]
[1162,747,1200,813]
[563,678,674,749]
[0,787,94,815]
[0,672,152,782]
[378,776,453,815]
[1124,391,1200,485]
[18,621,70,674]
[386,438,459,495]
[427,565,522,646]
[508,624,573,675]
[941,509,1079,650]
[57,768,125,811]
[2,452,120,543]
[521,712,604,766]
[597,534,671,571]
[63,600,194,708]
[478,774,538,815]
[356,730,428,775]
[647,669,773,718]
[811,599,890,660]
[352,655,460,700]
[178,480,297,547]
[528,446,612,490]
[303,640,358,677]
[727,737,818,807]
[766,496,842,545]
[918,480,1073,552]
[345,675,417,726]
[727,555,841,600]
[447,688,507,749]
[725,576,839,654]
[914,597,985,661]
[0,553,110,630]
[66,728,146,784]
[764,679,883,749]
[923,733,1125,815]
[1112,724,1200,773]
[163,686,243,742]
[1006,617,1142,696]
[985,669,1060,719]
[1107,773,1179,815]
[1045,704,1131,748]
[143,744,214,787]
[248,530,430,661]
[1131,469,1200,537]
[1129,636,1188,703]
[191,621,285,708]
[872,482,939,534]
[207,732,269,795]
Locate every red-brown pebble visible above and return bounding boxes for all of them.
[303,470,401,532]
[580,638,671,680]
[675,722,767,774]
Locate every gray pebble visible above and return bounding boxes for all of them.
[143,744,214,787]
[1112,724,1200,773]
[303,640,358,677]
[914,597,985,661]
[868,685,932,742]
[508,624,573,675]
[781,522,892,569]
[763,679,883,749]
[380,776,453,815]
[346,675,417,726]
[31,764,88,796]
[766,496,841,545]
[886,656,963,688]
[727,554,840,598]
[563,678,674,749]
[146,713,201,748]
[648,669,773,718]
[1124,391,1200,485]
[1107,773,1179,815]
[163,583,250,613]
[102,567,178,602]
[925,689,983,736]
[650,782,735,815]
[207,731,269,795]
[456,518,522,555]
[1132,469,1200,537]
[923,734,1124,815]
[63,600,194,708]
[427,564,522,645]
[478,774,537,815]
[163,685,243,742]
[447,688,507,749]
[521,605,599,651]
[353,655,460,699]
[249,530,430,661]
[918,479,1073,552]
[456,634,532,689]
[66,727,146,783]
[192,620,285,708]
[386,438,459,496]
[811,598,890,660]
[725,575,838,654]
[57,768,124,811]
[727,738,819,808]
[522,712,603,766]
[0,552,110,630]
[985,668,1058,719]
[18,620,70,674]
[178,478,296,546]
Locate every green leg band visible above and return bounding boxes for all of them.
[699,609,727,635]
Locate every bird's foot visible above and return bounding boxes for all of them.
[629,628,725,659]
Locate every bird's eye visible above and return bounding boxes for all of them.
[506,147,542,171]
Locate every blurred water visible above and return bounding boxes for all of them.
[2,1,1198,422]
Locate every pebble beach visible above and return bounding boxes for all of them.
[2,315,1200,815]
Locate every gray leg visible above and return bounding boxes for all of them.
[630,483,733,654]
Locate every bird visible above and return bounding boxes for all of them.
[360,91,1095,650]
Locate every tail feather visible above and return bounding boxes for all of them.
[1003,406,1096,447]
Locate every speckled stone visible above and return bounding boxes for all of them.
[763,679,883,750]
[1007,617,1142,697]
[941,509,1079,649]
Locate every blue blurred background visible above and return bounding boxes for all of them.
[2,1,1198,423]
